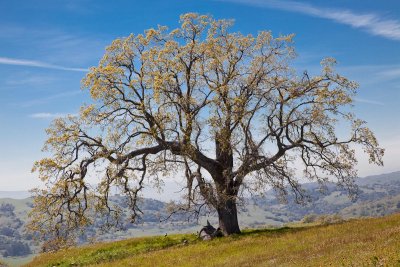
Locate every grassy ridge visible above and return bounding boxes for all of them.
[26,213,400,267]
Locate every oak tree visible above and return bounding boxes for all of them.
[29,13,384,245]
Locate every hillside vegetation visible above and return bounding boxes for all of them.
[25,213,400,267]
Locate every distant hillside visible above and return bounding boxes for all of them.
[0,192,31,199]
[1,171,400,265]
[25,213,400,266]
[250,171,400,224]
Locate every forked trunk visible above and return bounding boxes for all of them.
[217,198,241,235]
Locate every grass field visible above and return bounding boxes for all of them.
[25,213,400,267]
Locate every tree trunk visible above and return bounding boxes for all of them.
[214,129,240,235]
[217,197,241,235]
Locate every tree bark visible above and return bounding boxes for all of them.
[217,197,241,235]
[214,129,241,235]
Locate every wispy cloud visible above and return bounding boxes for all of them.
[354,98,385,106]
[217,0,400,41]
[4,73,57,87]
[378,68,400,78]
[338,64,400,87]
[29,112,77,119]
[0,57,88,72]
[0,23,106,66]
[19,90,83,107]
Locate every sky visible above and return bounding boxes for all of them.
[0,0,399,193]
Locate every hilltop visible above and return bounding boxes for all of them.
[25,212,400,266]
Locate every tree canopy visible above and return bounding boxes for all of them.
[28,13,384,246]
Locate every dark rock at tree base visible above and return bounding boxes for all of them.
[198,220,223,240]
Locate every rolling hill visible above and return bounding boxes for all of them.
[1,171,400,266]
[24,212,400,266]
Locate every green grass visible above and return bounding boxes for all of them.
[24,234,199,267]
[25,213,400,267]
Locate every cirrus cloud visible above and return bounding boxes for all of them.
[29,112,77,119]
[0,56,88,72]
[216,0,400,41]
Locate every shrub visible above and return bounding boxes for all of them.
[301,214,344,225]
[301,214,318,223]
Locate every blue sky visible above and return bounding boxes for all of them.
[0,0,399,191]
